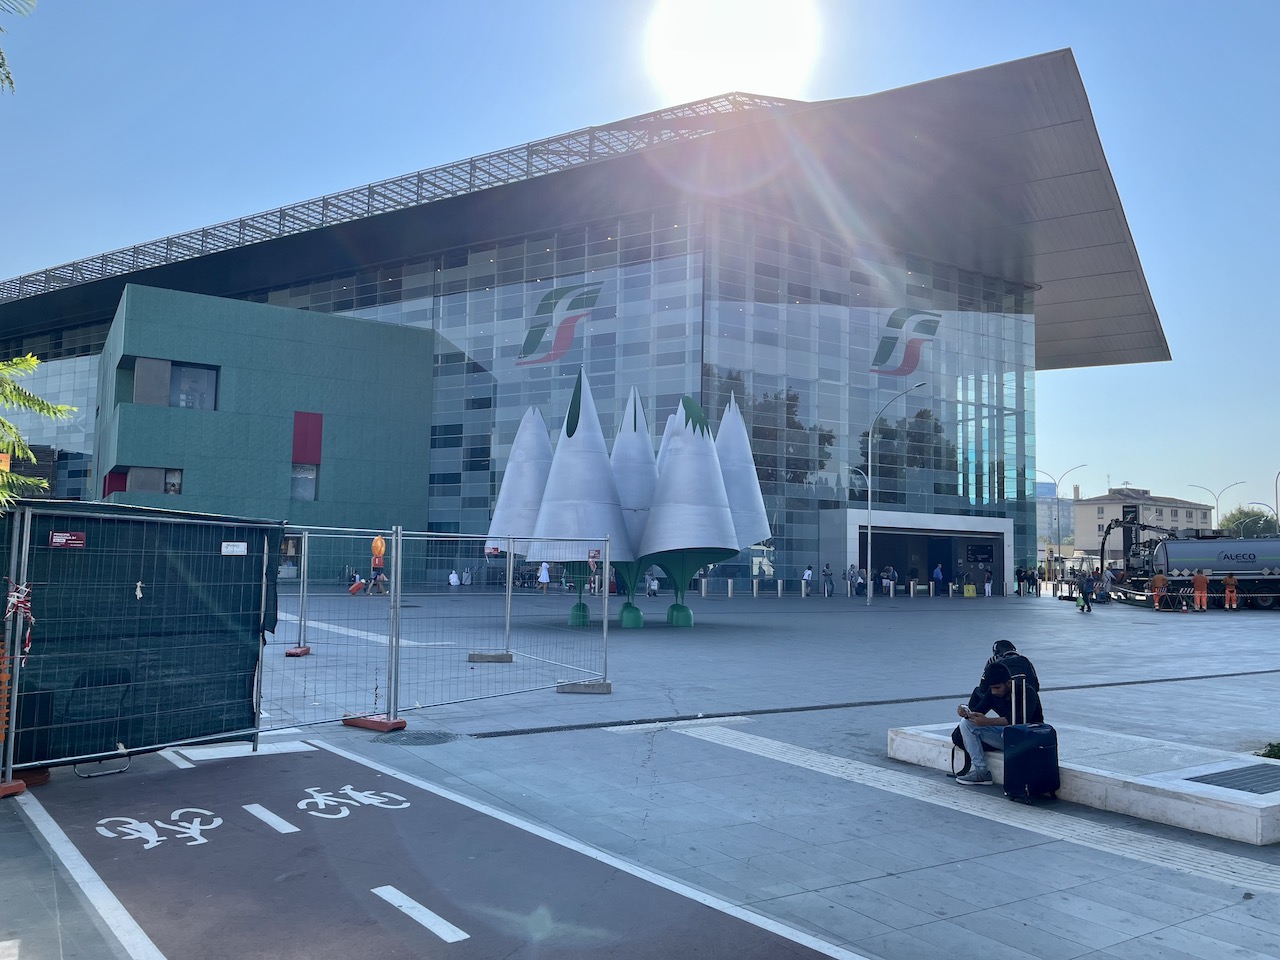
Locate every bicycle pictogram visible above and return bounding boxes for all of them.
[296,784,410,818]
[96,808,224,849]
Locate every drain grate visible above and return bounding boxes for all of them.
[373,730,458,746]
[1188,763,1280,794]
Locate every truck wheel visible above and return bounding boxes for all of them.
[1252,593,1276,610]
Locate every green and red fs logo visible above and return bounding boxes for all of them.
[870,308,942,375]
[516,283,604,366]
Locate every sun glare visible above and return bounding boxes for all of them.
[645,0,820,105]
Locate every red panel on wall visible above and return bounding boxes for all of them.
[103,469,127,497]
[292,412,323,464]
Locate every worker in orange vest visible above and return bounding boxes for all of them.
[1192,569,1209,611]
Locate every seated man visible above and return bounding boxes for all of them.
[954,661,1043,785]
[951,640,1040,775]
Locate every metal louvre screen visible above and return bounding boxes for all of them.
[263,529,609,729]
[1,503,282,774]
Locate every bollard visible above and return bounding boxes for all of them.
[929,581,935,598]
[753,578,759,598]
[847,579,852,598]
[727,579,734,599]
[777,578,784,598]
[949,583,955,598]
[909,579,918,599]
[700,577,708,598]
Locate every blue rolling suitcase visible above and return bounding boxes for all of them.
[1002,675,1059,801]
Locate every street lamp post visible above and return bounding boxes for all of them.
[1189,481,1244,529]
[865,381,927,607]
[1035,464,1086,591]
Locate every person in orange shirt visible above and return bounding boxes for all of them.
[1222,572,1239,610]
[1192,569,1209,611]
[1150,570,1169,611]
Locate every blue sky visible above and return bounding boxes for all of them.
[3,0,1278,519]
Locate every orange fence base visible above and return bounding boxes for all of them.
[0,780,27,798]
[341,714,406,733]
[285,646,311,657]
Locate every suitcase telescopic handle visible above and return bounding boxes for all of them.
[1010,673,1027,726]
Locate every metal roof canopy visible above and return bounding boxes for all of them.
[0,50,1166,372]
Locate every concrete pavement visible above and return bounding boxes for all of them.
[6,589,1280,958]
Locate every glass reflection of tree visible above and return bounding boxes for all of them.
[856,409,958,506]
[702,366,835,487]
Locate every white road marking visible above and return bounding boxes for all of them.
[277,612,454,646]
[678,725,1280,893]
[311,740,874,960]
[177,741,316,762]
[16,793,169,960]
[371,885,469,942]
[158,750,195,770]
[242,804,300,834]
[605,715,752,733]
[0,939,19,960]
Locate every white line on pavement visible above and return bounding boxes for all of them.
[678,725,1280,893]
[16,793,168,960]
[311,739,874,960]
[158,750,195,769]
[178,742,316,762]
[370,885,470,942]
[242,803,301,834]
[605,715,753,733]
[277,612,454,646]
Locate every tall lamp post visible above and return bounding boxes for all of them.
[1189,481,1244,530]
[1035,464,1086,587]
[865,380,927,607]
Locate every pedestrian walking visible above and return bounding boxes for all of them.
[538,560,550,593]
[984,570,992,597]
[801,565,814,597]
[932,563,945,597]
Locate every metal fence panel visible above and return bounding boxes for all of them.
[261,529,609,729]
[2,503,280,778]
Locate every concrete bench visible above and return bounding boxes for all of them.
[888,722,1280,845]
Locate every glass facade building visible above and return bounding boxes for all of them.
[0,52,1166,585]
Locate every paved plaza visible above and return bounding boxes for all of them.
[6,590,1280,959]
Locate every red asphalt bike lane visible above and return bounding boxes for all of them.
[19,741,857,960]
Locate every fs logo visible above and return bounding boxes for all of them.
[516,283,604,366]
[870,308,942,376]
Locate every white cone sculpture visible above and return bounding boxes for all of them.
[638,396,740,626]
[485,407,553,556]
[655,413,677,475]
[610,387,658,627]
[528,369,635,625]
[716,394,772,550]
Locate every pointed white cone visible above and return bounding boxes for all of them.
[639,397,739,557]
[529,370,635,563]
[716,394,771,549]
[611,387,658,551]
[655,413,677,475]
[485,407,553,554]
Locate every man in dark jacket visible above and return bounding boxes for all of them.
[952,641,1040,776]
[954,661,1043,785]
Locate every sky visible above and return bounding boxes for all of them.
[2,0,1279,520]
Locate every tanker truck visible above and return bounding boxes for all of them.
[1150,537,1280,609]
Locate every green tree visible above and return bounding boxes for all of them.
[1,0,35,94]
[1,354,73,505]
[1220,506,1278,538]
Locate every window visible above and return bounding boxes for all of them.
[1097,506,1105,516]
[291,464,317,501]
[1185,509,1193,519]
[1097,524,1104,533]
[164,469,183,494]
[1201,511,1209,521]
[1154,508,1164,517]
[170,364,218,410]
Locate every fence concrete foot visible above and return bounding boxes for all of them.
[285,646,311,657]
[0,780,27,797]
[568,602,591,627]
[342,714,406,733]
[467,652,513,663]
[15,767,50,787]
[619,603,644,628]
[556,680,613,694]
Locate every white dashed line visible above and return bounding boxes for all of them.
[371,885,470,942]
[677,725,1280,892]
[158,750,195,770]
[242,803,301,834]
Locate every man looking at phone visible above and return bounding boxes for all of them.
[953,661,1043,785]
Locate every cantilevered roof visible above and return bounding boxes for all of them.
[0,50,1166,371]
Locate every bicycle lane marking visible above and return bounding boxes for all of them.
[22,742,871,960]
